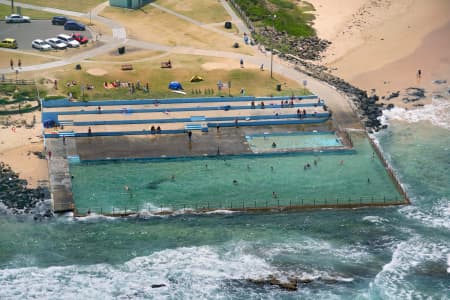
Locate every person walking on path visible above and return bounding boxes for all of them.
[240,58,244,68]
[10,59,13,69]
[18,59,22,69]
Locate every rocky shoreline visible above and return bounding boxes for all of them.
[0,162,52,219]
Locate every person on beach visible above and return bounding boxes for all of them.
[188,130,192,141]
[240,58,244,68]
[10,59,13,69]
[62,136,66,145]
[18,59,21,69]
[88,127,92,136]
[260,64,264,71]
[417,69,422,79]
[48,151,52,160]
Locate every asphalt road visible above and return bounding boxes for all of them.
[0,20,91,50]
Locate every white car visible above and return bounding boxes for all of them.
[57,34,80,48]
[5,14,31,23]
[32,39,52,51]
[45,38,68,50]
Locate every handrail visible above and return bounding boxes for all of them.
[68,195,408,217]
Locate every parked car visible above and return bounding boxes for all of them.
[0,38,18,49]
[45,38,68,50]
[64,20,85,31]
[5,14,31,23]
[32,39,52,51]
[57,34,80,48]
[52,16,69,25]
[71,33,89,44]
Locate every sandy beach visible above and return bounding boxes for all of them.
[308,0,450,107]
[0,112,48,188]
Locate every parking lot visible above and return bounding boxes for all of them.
[0,20,92,50]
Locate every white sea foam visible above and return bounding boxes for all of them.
[362,215,389,225]
[0,244,274,299]
[204,209,238,215]
[447,254,450,274]
[399,199,450,230]
[382,97,450,130]
[267,238,371,264]
[370,236,449,300]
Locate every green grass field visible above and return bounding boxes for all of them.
[158,0,230,24]
[0,4,56,19]
[233,0,315,37]
[8,0,105,13]
[44,56,309,100]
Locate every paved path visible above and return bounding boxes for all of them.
[219,0,250,34]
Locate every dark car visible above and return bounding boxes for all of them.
[52,16,68,25]
[64,20,85,31]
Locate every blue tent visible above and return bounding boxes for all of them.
[168,81,183,90]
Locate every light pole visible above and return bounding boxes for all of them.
[270,14,277,79]
[11,0,14,14]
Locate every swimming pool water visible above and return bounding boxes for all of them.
[70,132,403,214]
[246,132,343,152]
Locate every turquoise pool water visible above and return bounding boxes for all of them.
[246,132,343,152]
[70,132,403,214]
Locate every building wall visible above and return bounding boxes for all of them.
[109,0,150,9]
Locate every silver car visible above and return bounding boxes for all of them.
[5,14,31,23]
[57,34,80,48]
[32,39,52,51]
[45,38,68,50]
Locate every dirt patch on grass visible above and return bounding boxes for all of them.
[201,62,235,71]
[86,68,107,76]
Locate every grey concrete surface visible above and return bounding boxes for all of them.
[0,20,91,51]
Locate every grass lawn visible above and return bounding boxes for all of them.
[0,50,56,69]
[234,0,315,37]
[157,0,230,24]
[87,48,165,62]
[0,4,56,19]
[9,0,105,13]
[40,55,309,100]
[100,6,251,54]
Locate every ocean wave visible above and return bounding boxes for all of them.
[381,97,450,130]
[370,236,449,300]
[266,238,371,264]
[399,199,450,230]
[362,215,389,225]
[0,244,273,299]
